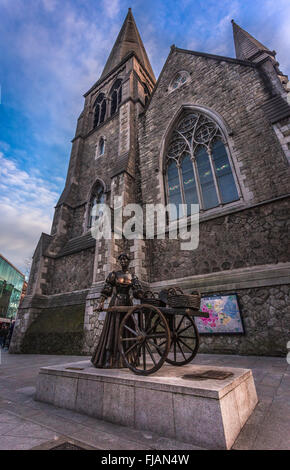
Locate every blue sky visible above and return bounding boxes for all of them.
[0,0,289,273]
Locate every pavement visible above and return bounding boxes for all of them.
[0,350,289,450]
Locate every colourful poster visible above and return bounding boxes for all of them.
[195,294,244,334]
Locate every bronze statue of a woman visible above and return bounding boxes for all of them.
[91,253,143,368]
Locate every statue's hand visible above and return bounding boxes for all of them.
[95,303,104,312]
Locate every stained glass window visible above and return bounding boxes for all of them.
[166,112,239,217]
[94,93,106,128]
[181,153,198,215]
[167,160,182,219]
[196,147,219,209]
[211,140,239,204]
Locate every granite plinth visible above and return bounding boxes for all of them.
[35,361,258,449]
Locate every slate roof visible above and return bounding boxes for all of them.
[232,20,274,62]
[111,153,130,178]
[57,233,96,257]
[100,8,155,81]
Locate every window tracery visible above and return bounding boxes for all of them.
[169,71,189,92]
[166,112,239,218]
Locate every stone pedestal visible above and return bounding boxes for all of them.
[35,361,258,449]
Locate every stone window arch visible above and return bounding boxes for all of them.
[87,181,105,229]
[169,71,190,92]
[94,93,107,128]
[165,111,240,219]
[110,79,122,116]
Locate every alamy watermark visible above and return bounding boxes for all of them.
[90,197,199,250]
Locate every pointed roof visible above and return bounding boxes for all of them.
[100,8,155,80]
[231,20,274,62]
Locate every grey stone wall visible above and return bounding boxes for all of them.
[149,197,290,282]
[10,290,88,354]
[48,248,95,295]
[198,284,289,356]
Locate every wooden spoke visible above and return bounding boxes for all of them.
[124,324,138,336]
[147,338,165,355]
[145,342,157,366]
[142,343,146,370]
[175,315,185,333]
[178,337,195,353]
[156,339,167,348]
[132,341,143,364]
[165,314,200,367]
[177,324,192,335]
[119,305,170,375]
[174,337,177,361]
[176,339,187,361]
[131,313,140,331]
[124,340,141,356]
[146,317,161,336]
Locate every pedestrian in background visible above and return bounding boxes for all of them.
[0,324,8,349]
[7,321,15,349]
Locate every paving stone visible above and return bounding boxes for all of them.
[28,412,87,436]
[0,351,289,450]
[4,422,59,440]
[0,436,51,451]
[252,413,290,450]
[71,428,152,451]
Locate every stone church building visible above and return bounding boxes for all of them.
[11,9,290,356]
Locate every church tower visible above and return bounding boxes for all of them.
[10,9,156,355]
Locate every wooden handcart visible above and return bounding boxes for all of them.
[104,291,209,375]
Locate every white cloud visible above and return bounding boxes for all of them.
[41,0,58,12]
[102,0,121,19]
[8,5,119,147]
[0,152,58,271]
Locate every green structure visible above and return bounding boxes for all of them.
[0,254,25,322]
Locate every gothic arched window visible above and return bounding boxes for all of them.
[94,93,106,128]
[166,112,239,219]
[110,79,122,116]
[88,182,105,229]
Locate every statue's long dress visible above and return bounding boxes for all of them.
[91,271,142,368]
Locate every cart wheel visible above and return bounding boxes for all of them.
[118,304,170,375]
[165,313,199,366]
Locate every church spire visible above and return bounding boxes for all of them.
[100,8,155,80]
[231,20,275,62]
[231,20,288,97]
